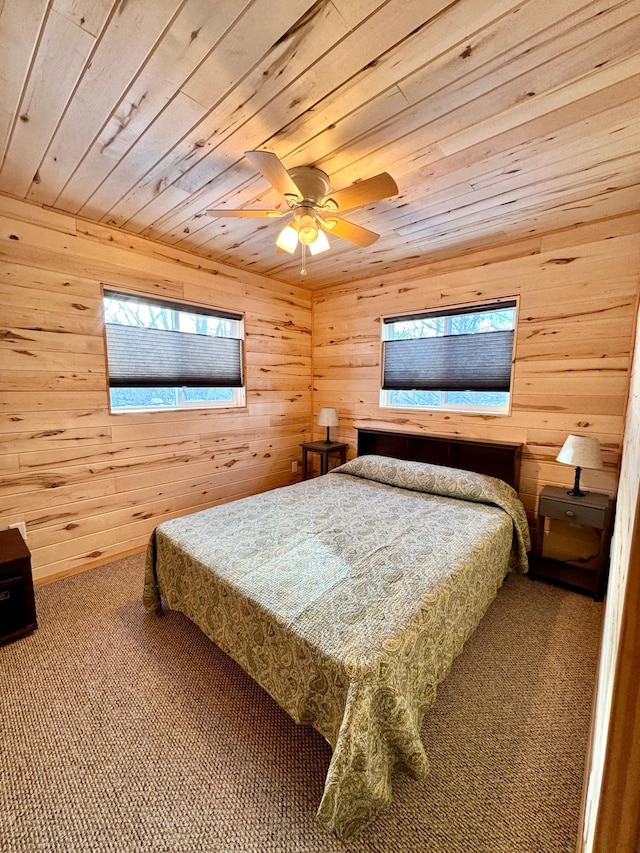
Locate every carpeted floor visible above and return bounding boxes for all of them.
[0,554,602,853]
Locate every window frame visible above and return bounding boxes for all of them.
[379,297,518,416]
[102,287,246,415]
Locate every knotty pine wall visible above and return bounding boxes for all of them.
[0,196,311,583]
[582,297,640,852]
[312,213,640,560]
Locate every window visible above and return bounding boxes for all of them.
[381,299,517,414]
[103,289,245,412]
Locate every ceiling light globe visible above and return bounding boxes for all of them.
[298,227,318,245]
[297,212,318,245]
[275,224,299,254]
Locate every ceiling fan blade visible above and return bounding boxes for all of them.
[318,214,380,247]
[205,208,285,218]
[325,172,398,212]
[244,150,302,200]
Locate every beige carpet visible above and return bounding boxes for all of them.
[0,554,602,852]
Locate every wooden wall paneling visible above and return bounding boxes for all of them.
[0,216,247,308]
[0,197,312,582]
[343,413,530,449]
[310,225,640,308]
[0,427,112,456]
[0,372,105,393]
[37,466,299,583]
[581,296,640,853]
[0,478,117,519]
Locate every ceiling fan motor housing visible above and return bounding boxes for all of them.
[287,166,332,207]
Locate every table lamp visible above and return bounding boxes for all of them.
[317,407,339,444]
[556,434,603,497]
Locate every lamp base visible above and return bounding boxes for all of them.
[567,465,587,497]
[324,426,331,444]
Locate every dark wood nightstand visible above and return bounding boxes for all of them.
[0,527,37,645]
[300,441,348,479]
[532,486,613,600]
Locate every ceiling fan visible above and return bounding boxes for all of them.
[205,150,398,274]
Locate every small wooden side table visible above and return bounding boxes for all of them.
[0,527,37,645]
[300,440,348,479]
[532,485,613,600]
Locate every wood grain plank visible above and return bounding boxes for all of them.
[91,0,319,227]
[27,0,186,206]
[0,9,96,196]
[0,0,49,166]
[0,371,106,392]
[0,426,112,456]
[57,0,252,214]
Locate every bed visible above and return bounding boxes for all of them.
[143,430,530,840]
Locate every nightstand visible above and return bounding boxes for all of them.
[532,486,613,600]
[300,441,348,479]
[0,528,37,645]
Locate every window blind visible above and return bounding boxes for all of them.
[104,292,243,389]
[382,301,515,393]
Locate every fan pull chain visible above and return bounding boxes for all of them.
[300,242,307,276]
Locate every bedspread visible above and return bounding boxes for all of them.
[144,456,530,839]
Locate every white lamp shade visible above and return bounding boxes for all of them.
[275,224,298,254]
[309,228,330,255]
[556,434,603,470]
[317,407,339,427]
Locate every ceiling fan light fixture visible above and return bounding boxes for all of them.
[275,224,299,254]
[297,212,318,245]
[210,152,398,270]
[309,229,330,255]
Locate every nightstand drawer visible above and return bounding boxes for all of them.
[538,495,606,528]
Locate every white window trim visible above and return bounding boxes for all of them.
[379,394,512,416]
[109,388,247,415]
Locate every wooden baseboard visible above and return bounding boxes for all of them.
[33,544,147,587]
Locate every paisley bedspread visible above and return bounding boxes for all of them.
[143,455,530,839]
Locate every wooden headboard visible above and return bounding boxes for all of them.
[357,428,522,490]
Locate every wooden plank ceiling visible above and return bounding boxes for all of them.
[1,0,639,289]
